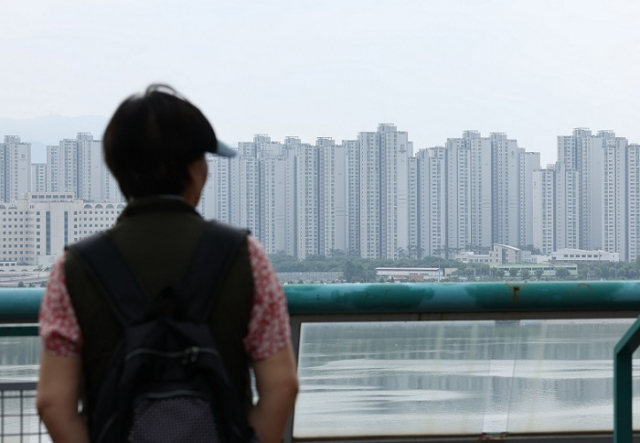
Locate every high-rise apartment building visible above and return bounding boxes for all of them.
[344,140,361,256]
[519,152,541,247]
[77,132,106,201]
[238,157,261,240]
[602,135,628,258]
[261,148,296,256]
[31,163,47,194]
[491,133,522,247]
[415,147,446,257]
[358,130,379,259]
[627,144,640,262]
[0,136,31,203]
[47,138,78,194]
[45,133,123,202]
[358,124,412,259]
[444,137,470,256]
[444,131,493,256]
[532,167,555,254]
[319,138,348,257]
[558,129,605,250]
[554,162,581,250]
[532,162,580,255]
[199,154,234,224]
[407,156,419,256]
[295,143,320,259]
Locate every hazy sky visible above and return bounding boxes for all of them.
[2,0,639,165]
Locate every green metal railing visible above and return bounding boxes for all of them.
[4,281,640,321]
[3,281,640,442]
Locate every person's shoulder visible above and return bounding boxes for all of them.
[205,219,250,237]
[204,220,251,235]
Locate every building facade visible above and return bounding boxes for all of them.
[0,136,31,203]
[0,193,124,269]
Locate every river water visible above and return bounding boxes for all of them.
[2,319,640,440]
[293,319,640,438]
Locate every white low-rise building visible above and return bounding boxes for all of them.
[375,267,444,282]
[456,244,532,266]
[455,251,491,264]
[551,248,620,262]
[490,244,532,265]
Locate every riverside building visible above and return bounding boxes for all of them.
[0,193,124,270]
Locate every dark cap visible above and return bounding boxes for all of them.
[146,84,236,158]
[103,84,236,199]
[211,140,237,158]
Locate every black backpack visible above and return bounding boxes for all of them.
[68,221,258,443]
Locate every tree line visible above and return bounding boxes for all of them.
[269,252,640,283]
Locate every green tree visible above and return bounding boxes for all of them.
[556,268,571,279]
[464,267,477,280]
[344,261,355,283]
[17,281,25,288]
[491,268,505,280]
[353,262,365,282]
[534,269,544,280]
[577,266,588,280]
[476,264,491,279]
[592,266,604,279]
[407,244,421,260]
[451,269,465,280]
[508,268,519,278]
[521,245,541,255]
[396,247,407,259]
[521,269,531,280]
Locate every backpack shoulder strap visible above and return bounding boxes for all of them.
[66,232,150,326]
[180,220,249,322]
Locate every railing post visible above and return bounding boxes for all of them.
[614,315,640,443]
[615,348,633,442]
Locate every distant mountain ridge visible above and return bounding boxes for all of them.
[0,115,109,162]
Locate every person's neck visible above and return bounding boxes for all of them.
[181,185,201,208]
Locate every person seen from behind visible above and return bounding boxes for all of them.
[36,84,299,442]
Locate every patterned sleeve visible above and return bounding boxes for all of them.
[244,236,291,361]
[39,252,84,357]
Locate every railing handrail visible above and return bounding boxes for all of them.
[2,281,640,322]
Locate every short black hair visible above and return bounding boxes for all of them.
[103,84,216,199]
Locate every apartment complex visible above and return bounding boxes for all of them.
[532,129,640,261]
[0,133,124,205]
[200,126,543,260]
[46,133,123,202]
[2,126,640,263]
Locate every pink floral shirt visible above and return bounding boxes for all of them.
[39,236,290,361]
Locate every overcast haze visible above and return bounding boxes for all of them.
[2,0,639,164]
